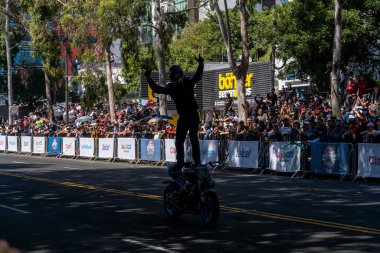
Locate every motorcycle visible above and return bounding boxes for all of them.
[163,162,220,226]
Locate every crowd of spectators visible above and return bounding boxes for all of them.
[0,100,176,140]
[1,73,380,144]
[199,73,380,144]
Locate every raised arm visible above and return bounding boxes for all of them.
[189,54,204,86]
[145,70,170,95]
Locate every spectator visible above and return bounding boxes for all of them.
[357,73,368,96]
[342,118,360,143]
[346,77,358,94]
[360,122,380,143]
[236,120,248,141]
[223,93,234,117]
[266,87,278,106]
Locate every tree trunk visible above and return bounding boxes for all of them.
[5,0,13,124]
[42,63,54,123]
[213,0,249,122]
[271,9,278,90]
[331,0,342,120]
[154,0,167,116]
[105,46,116,122]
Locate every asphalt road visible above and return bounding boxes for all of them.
[0,153,379,253]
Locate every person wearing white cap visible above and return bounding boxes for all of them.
[360,122,380,143]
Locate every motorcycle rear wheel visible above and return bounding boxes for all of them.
[200,191,219,226]
[163,182,183,220]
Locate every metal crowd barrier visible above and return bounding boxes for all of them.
[0,135,379,180]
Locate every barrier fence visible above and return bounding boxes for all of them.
[0,135,379,180]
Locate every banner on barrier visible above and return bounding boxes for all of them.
[164,139,176,162]
[48,137,62,155]
[79,138,95,158]
[98,138,115,158]
[0,136,6,151]
[21,136,32,153]
[117,138,136,160]
[140,139,161,161]
[269,142,301,172]
[358,143,380,178]
[310,142,350,175]
[200,140,219,164]
[33,137,46,154]
[228,141,259,168]
[7,136,18,152]
[62,137,76,156]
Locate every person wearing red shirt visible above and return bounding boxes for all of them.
[357,73,368,96]
[346,77,358,94]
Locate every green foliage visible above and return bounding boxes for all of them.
[28,0,63,80]
[276,0,380,90]
[73,50,107,112]
[61,0,150,104]
[121,45,155,97]
[168,20,224,71]
[168,7,276,71]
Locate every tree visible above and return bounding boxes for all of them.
[211,0,256,122]
[61,0,148,121]
[74,50,107,112]
[28,0,63,123]
[5,0,13,124]
[331,0,342,119]
[153,0,167,115]
[168,19,225,70]
[277,0,380,90]
[122,45,156,97]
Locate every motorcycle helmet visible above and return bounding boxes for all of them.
[168,65,183,82]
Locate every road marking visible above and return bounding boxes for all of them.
[63,167,81,170]
[12,161,27,164]
[123,238,179,253]
[0,204,30,214]
[0,171,379,236]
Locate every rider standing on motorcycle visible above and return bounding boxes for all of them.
[144,55,204,172]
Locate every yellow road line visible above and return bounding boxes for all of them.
[1,171,379,236]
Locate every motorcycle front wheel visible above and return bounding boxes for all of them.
[200,191,220,226]
[163,182,183,220]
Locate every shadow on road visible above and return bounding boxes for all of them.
[0,167,379,252]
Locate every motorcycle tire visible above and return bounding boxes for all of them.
[163,182,183,220]
[200,191,220,226]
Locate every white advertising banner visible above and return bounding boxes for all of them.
[228,141,259,168]
[7,136,18,152]
[117,138,136,160]
[98,138,115,158]
[165,139,176,162]
[199,140,219,165]
[33,137,46,154]
[79,138,95,158]
[0,136,6,151]
[358,143,380,178]
[21,136,32,153]
[269,141,301,172]
[62,137,76,156]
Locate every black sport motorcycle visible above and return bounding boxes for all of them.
[163,163,220,226]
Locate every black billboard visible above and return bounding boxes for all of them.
[140,62,271,110]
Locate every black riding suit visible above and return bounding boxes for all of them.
[147,62,204,166]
